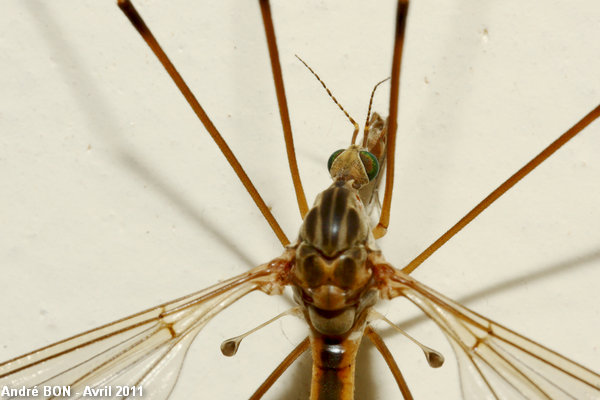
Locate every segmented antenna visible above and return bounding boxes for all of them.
[363,77,390,147]
[295,55,360,144]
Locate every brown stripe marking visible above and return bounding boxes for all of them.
[310,334,361,400]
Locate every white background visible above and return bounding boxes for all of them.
[1,1,599,399]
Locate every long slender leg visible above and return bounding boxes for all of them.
[365,326,414,400]
[402,104,600,274]
[259,0,309,219]
[249,337,310,400]
[117,0,289,246]
[373,0,410,239]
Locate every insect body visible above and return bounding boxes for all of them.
[1,1,599,399]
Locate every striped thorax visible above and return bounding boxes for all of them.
[290,141,385,399]
[294,181,379,335]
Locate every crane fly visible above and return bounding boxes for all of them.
[1,0,599,399]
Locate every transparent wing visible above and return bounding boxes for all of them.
[388,269,600,400]
[0,263,282,400]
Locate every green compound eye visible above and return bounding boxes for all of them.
[327,149,345,171]
[359,151,379,181]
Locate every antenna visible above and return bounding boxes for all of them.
[363,77,390,147]
[295,55,360,144]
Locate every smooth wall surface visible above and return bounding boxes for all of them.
[1,1,599,399]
